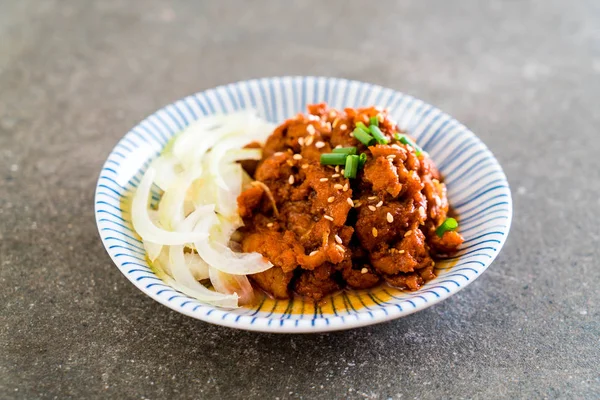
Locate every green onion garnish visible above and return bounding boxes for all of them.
[369,125,389,144]
[436,218,458,237]
[332,147,357,156]
[320,153,348,165]
[356,122,369,132]
[369,116,379,127]
[353,128,375,146]
[344,155,359,178]
[358,153,367,169]
[394,133,423,156]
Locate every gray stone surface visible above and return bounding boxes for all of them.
[1,0,599,398]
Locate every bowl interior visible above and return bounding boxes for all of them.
[95,77,512,332]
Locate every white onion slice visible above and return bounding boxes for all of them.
[185,253,210,281]
[169,245,238,307]
[132,167,209,245]
[209,267,255,305]
[150,154,181,191]
[194,212,272,275]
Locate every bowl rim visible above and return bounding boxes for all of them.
[94,75,513,333]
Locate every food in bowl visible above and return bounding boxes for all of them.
[131,104,463,308]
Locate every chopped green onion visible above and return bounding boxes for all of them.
[320,153,348,165]
[344,155,359,178]
[436,218,458,237]
[394,133,423,156]
[356,122,369,132]
[353,128,375,146]
[369,116,379,127]
[369,125,389,144]
[332,147,357,156]
[358,153,367,169]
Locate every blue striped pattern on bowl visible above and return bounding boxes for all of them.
[94,77,512,333]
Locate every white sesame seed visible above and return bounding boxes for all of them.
[340,124,347,131]
[320,177,328,182]
[308,115,319,121]
[309,250,318,256]
[335,244,345,252]
[343,183,349,191]
[387,212,394,223]
[368,196,377,200]
[335,165,340,172]
[293,154,302,160]
[404,230,413,237]
[324,215,334,221]
[315,141,325,148]
[288,175,295,184]
[376,201,383,208]
[331,173,340,178]
[340,169,345,175]
[361,267,368,274]
[298,137,305,146]
[334,184,343,190]
[368,205,376,212]
[353,201,361,207]
[335,144,342,149]
[334,234,342,244]
[327,196,335,203]
[267,222,274,227]
[306,124,316,135]
[329,110,337,118]
[301,164,309,169]
[391,144,402,150]
[386,154,396,160]
[274,151,283,156]
[349,132,354,137]
[305,136,314,146]
[347,198,354,207]
[399,249,405,254]
[372,227,378,237]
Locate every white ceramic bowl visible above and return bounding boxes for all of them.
[94,77,512,333]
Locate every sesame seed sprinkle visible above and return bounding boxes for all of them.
[301,164,309,169]
[298,137,305,146]
[309,250,318,256]
[336,244,345,252]
[306,125,316,135]
[293,154,302,160]
[334,234,342,244]
[399,249,405,254]
[361,267,368,274]
[349,132,354,137]
[368,196,377,200]
[320,177,328,182]
[324,215,334,221]
[376,201,383,208]
[305,136,314,146]
[341,169,345,175]
[347,198,354,207]
[274,152,283,156]
[353,201,361,207]
[315,141,325,148]
[368,205,377,212]
[387,212,394,223]
[335,144,342,149]
[335,165,340,172]
[343,183,349,191]
[334,184,343,190]
[267,222,274,227]
[340,124,347,131]
[329,110,337,118]
[404,230,413,237]
[327,196,335,203]
[332,173,340,178]
[386,154,396,160]
[372,227,378,237]
[288,175,295,184]
[391,144,402,150]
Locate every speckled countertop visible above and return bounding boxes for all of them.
[1,1,599,399]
